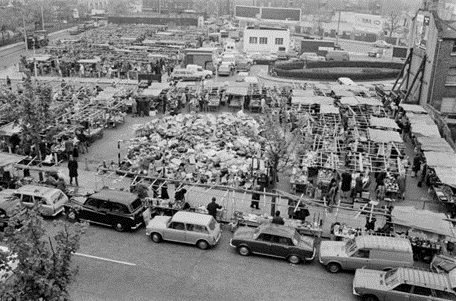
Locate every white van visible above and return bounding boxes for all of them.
[337,77,356,86]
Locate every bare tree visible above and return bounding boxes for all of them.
[384,11,403,38]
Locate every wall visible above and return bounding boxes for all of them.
[243,28,290,53]
[430,38,456,110]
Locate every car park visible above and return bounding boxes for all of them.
[353,267,456,301]
[319,235,414,273]
[13,185,68,217]
[64,189,146,232]
[230,223,316,264]
[373,40,392,48]
[146,211,222,250]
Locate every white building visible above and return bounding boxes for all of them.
[243,26,290,53]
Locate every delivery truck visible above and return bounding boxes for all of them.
[300,39,340,57]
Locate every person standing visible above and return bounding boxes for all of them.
[207,197,222,220]
[250,186,260,209]
[271,210,285,225]
[412,153,421,178]
[68,155,79,186]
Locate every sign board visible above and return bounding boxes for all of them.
[235,6,260,19]
[261,7,301,22]
[318,46,334,51]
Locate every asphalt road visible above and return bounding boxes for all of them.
[66,221,356,301]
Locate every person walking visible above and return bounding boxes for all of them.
[207,197,222,220]
[68,155,79,186]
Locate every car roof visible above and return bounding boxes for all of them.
[396,268,454,292]
[258,223,296,237]
[171,211,214,224]
[355,235,412,252]
[89,189,139,206]
[16,185,61,197]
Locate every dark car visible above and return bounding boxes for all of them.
[229,223,316,264]
[64,189,146,232]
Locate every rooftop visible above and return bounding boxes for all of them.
[397,268,453,291]
[355,235,412,252]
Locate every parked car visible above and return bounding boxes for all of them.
[235,58,251,72]
[230,223,316,264]
[169,69,202,82]
[373,40,392,48]
[325,50,350,61]
[186,64,213,79]
[13,185,68,217]
[319,235,414,273]
[431,254,456,287]
[299,52,325,62]
[218,62,234,76]
[0,246,18,284]
[353,267,456,301]
[0,189,25,229]
[146,211,222,250]
[64,189,146,232]
[368,48,384,57]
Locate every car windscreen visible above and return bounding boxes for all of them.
[50,191,66,204]
[208,218,216,231]
[435,259,456,273]
[345,238,357,255]
[384,268,399,287]
[130,199,143,212]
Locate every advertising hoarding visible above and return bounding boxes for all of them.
[261,7,301,21]
[235,6,260,19]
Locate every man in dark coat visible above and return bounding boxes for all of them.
[207,197,222,220]
[68,155,79,186]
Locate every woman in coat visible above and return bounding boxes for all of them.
[353,174,363,199]
[68,155,78,186]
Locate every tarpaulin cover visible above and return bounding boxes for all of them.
[0,152,26,168]
[339,96,359,106]
[333,90,355,97]
[358,98,382,106]
[391,206,456,238]
[424,151,456,168]
[434,166,456,188]
[400,104,427,113]
[320,105,339,114]
[417,136,454,153]
[292,96,333,105]
[369,116,400,130]
[368,128,403,143]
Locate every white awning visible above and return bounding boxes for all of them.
[320,105,339,114]
[368,128,403,143]
[434,166,456,188]
[424,151,456,168]
[339,96,359,106]
[358,98,382,106]
[369,116,400,130]
[417,136,454,153]
[0,152,26,168]
[401,104,427,113]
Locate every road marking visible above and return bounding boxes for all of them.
[74,252,136,266]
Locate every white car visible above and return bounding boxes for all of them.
[186,64,213,79]
[218,63,234,76]
[299,52,325,61]
[373,40,392,48]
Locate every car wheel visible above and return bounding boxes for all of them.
[362,295,379,301]
[205,74,211,79]
[113,222,126,232]
[237,246,250,256]
[288,255,301,264]
[197,240,209,250]
[151,233,162,243]
[327,262,341,273]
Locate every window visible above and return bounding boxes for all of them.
[187,224,208,233]
[275,38,284,45]
[435,290,456,300]
[98,201,111,211]
[412,286,432,296]
[50,192,66,204]
[208,218,216,231]
[22,195,33,204]
[393,284,412,293]
[354,249,370,258]
[446,68,456,86]
[259,37,268,44]
[271,235,291,245]
[130,199,142,212]
[86,199,99,208]
[111,203,128,214]
[452,41,456,54]
[34,196,46,205]
[249,37,258,44]
[258,233,273,242]
[169,222,185,230]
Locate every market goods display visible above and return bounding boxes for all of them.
[120,112,264,184]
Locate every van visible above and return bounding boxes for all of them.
[146,211,222,250]
[326,50,350,61]
[337,77,356,86]
[14,185,69,217]
[319,234,414,273]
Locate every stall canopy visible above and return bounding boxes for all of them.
[391,206,456,238]
[369,116,400,130]
[357,98,382,107]
[140,89,162,97]
[226,86,249,96]
[333,90,355,97]
[424,151,456,168]
[0,122,21,137]
[339,96,359,106]
[0,152,26,168]
[433,166,456,188]
[417,136,455,153]
[320,105,339,114]
[77,58,101,64]
[401,104,427,114]
[292,96,333,106]
[368,128,403,143]
[292,90,315,97]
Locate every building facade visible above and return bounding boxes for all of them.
[78,0,108,10]
[243,26,290,53]
[142,0,194,13]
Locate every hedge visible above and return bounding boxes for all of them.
[275,60,403,70]
[274,68,400,80]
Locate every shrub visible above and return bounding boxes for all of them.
[274,68,400,80]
